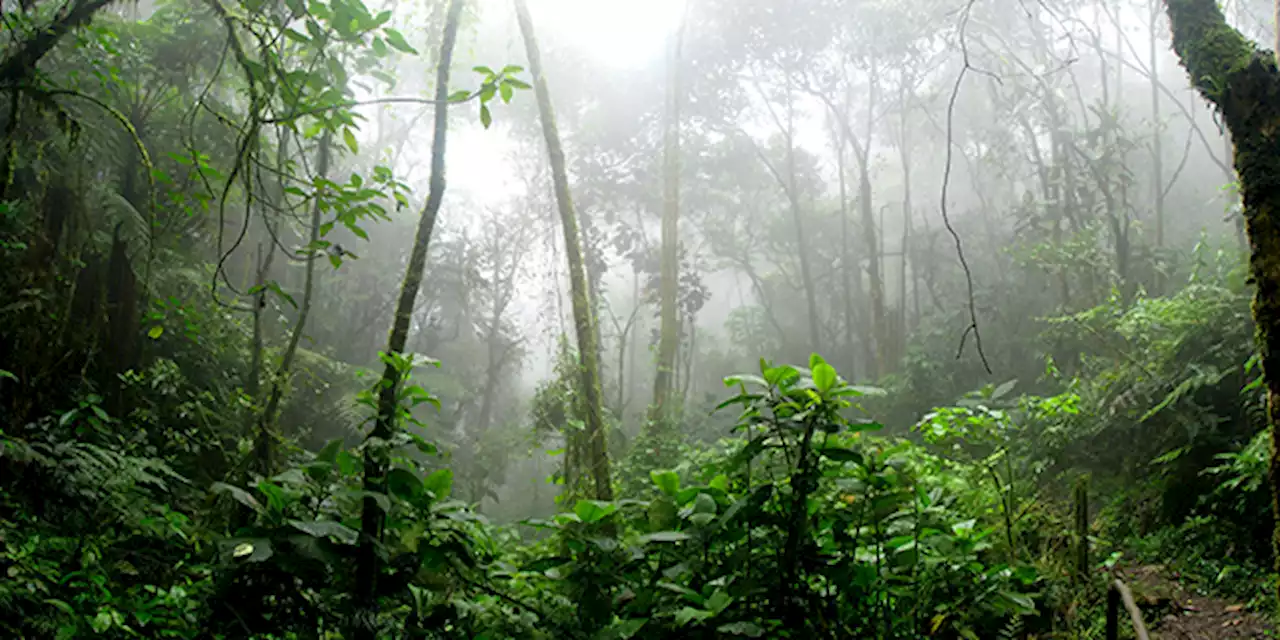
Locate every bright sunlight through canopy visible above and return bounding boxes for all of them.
[527,0,686,67]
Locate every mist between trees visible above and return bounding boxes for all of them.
[2,0,1280,638]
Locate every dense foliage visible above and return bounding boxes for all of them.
[2,0,1278,638]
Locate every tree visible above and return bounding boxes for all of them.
[1161,0,1280,604]
[514,0,613,502]
[353,0,466,635]
[650,9,686,433]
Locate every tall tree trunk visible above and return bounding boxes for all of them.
[835,122,858,377]
[898,81,912,365]
[351,1,464,636]
[787,90,824,355]
[515,0,613,502]
[255,132,330,477]
[651,14,685,428]
[1150,0,1166,255]
[1162,0,1280,605]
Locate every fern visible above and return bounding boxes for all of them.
[998,614,1024,640]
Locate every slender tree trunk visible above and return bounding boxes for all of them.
[255,132,330,476]
[835,123,858,378]
[651,15,685,428]
[515,0,613,502]
[898,83,912,365]
[352,1,464,636]
[1150,0,1166,255]
[1162,0,1280,606]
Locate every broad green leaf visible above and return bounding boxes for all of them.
[500,82,513,103]
[211,482,262,513]
[147,326,163,339]
[650,469,680,496]
[574,499,618,523]
[288,519,358,545]
[383,28,417,54]
[423,468,453,500]
[342,127,359,154]
[819,446,863,465]
[479,104,492,129]
[387,467,423,501]
[637,530,689,544]
[812,362,837,393]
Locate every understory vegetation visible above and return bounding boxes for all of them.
[2,0,1279,638]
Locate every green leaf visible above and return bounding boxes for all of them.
[0,369,16,382]
[342,127,359,154]
[423,468,453,500]
[448,89,471,102]
[603,618,648,639]
[288,519,359,545]
[637,530,690,544]
[479,104,492,129]
[650,469,680,496]
[147,326,163,339]
[504,77,531,89]
[717,622,764,637]
[812,362,837,393]
[819,446,863,465]
[383,28,417,54]
[574,499,618,523]
[387,467,423,502]
[473,65,495,76]
[210,482,262,513]
[226,537,273,562]
[709,474,728,491]
[44,598,74,615]
[693,492,717,515]
[500,82,513,104]
[371,36,387,56]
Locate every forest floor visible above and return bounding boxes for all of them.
[1118,564,1275,639]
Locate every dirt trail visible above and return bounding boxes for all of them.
[1115,565,1273,639]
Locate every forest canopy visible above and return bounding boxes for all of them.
[1,0,1279,638]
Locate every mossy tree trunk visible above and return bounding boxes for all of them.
[1162,0,1280,604]
[351,0,465,636]
[515,0,613,501]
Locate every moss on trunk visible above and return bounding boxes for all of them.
[1163,0,1280,604]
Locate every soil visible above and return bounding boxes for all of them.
[1115,564,1274,639]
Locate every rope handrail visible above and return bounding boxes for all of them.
[1106,578,1151,640]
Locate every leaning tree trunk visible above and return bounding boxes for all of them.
[351,1,465,637]
[515,0,613,502]
[1162,0,1280,604]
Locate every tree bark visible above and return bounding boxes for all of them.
[515,0,613,502]
[651,14,685,429]
[351,0,465,636]
[0,0,117,86]
[1162,0,1280,605]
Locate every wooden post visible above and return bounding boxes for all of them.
[1074,475,1090,583]
[1106,583,1119,640]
